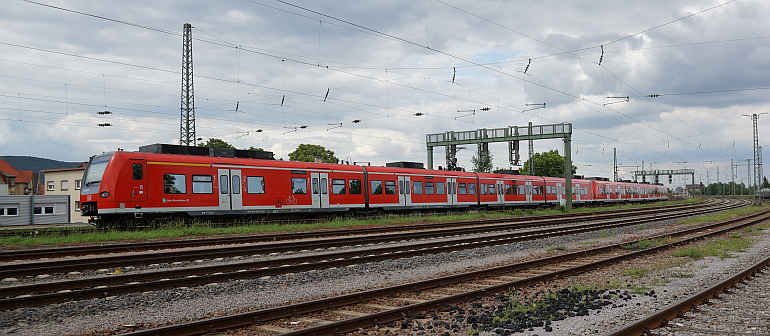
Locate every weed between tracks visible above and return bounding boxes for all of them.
[0,199,698,247]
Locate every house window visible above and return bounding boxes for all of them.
[332,179,346,194]
[370,180,383,194]
[413,181,423,194]
[384,181,396,194]
[61,180,69,191]
[164,174,186,194]
[34,207,42,215]
[349,179,362,194]
[247,176,265,194]
[75,179,82,190]
[3,207,18,216]
[75,201,81,212]
[292,178,307,194]
[44,206,54,215]
[47,181,55,191]
[192,175,213,194]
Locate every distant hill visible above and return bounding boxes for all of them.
[1,156,84,173]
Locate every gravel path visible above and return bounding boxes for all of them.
[0,213,727,336]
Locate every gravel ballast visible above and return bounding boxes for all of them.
[0,211,755,336]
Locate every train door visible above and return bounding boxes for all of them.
[398,176,411,207]
[217,169,243,210]
[526,181,533,203]
[129,159,146,202]
[311,172,329,208]
[447,178,457,205]
[496,180,504,204]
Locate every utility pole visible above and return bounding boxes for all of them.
[747,158,752,195]
[731,158,735,195]
[528,121,534,175]
[744,113,766,202]
[613,147,618,182]
[179,23,196,146]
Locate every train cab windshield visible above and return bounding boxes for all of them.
[81,153,113,195]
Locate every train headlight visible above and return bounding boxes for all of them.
[100,191,110,198]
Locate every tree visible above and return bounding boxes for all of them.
[519,150,577,177]
[763,176,770,189]
[197,138,235,150]
[247,146,264,151]
[472,152,493,173]
[288,144,339,163]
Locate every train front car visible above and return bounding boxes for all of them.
[79,152,117,225]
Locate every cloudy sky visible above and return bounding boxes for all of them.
[0,0,768,187]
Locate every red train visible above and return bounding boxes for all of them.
[79,150,667,227]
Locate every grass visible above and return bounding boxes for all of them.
[622,266,650,278]
[677,205,767,225]
[670,272,694,278]
[547,245,568,252]
[622,237,669,250]
[671,236,754,259]
[0,198,699,248]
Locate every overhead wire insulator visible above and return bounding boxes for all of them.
[97,123,111,127]
[598,45,604,66]
[352,119,361,124]
[96,110,111,115]
[451,66,456,84]
[647,93,662,98]
[414,112,424,117]
[523,58,531,74]
[323,88,330,102]
[521,103,546,113]
[280,95,285,107]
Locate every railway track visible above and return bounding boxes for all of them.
[117,204,770,336]
[0,200,705,262]
[609,246,770,336]
[0,200,741,310]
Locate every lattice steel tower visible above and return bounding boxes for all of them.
[179,23,196,146]
[753,114,760,194]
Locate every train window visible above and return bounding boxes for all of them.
[132,164,143,180]
[370,180,383,194]
[546,186,551,194]
[480,184,487,195]
[164,174,187,194]
[405,181,410,194]
[232,176,241,194]
[436,182,445,194]
[321,178,328,195]
[413,181,423,194]
[332,179,346,194]
[425,182,434,195]
[505,184,513,195]
[384,181,396,194]
[458,183,466,194]
[349,179,362,194]
[488,184,495,195]
[293,178,308,194]
[519,185,525,194]
[468,183,476,194]
[192,175,213,194]
[312,178,319,194]
[219,175,229,194]
[246,176,265,194]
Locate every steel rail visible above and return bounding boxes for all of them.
[118,204,769,336]
[0,201,739,309]
[607,252,770,335]
[0,201,732,279]
[0,200,703,261]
